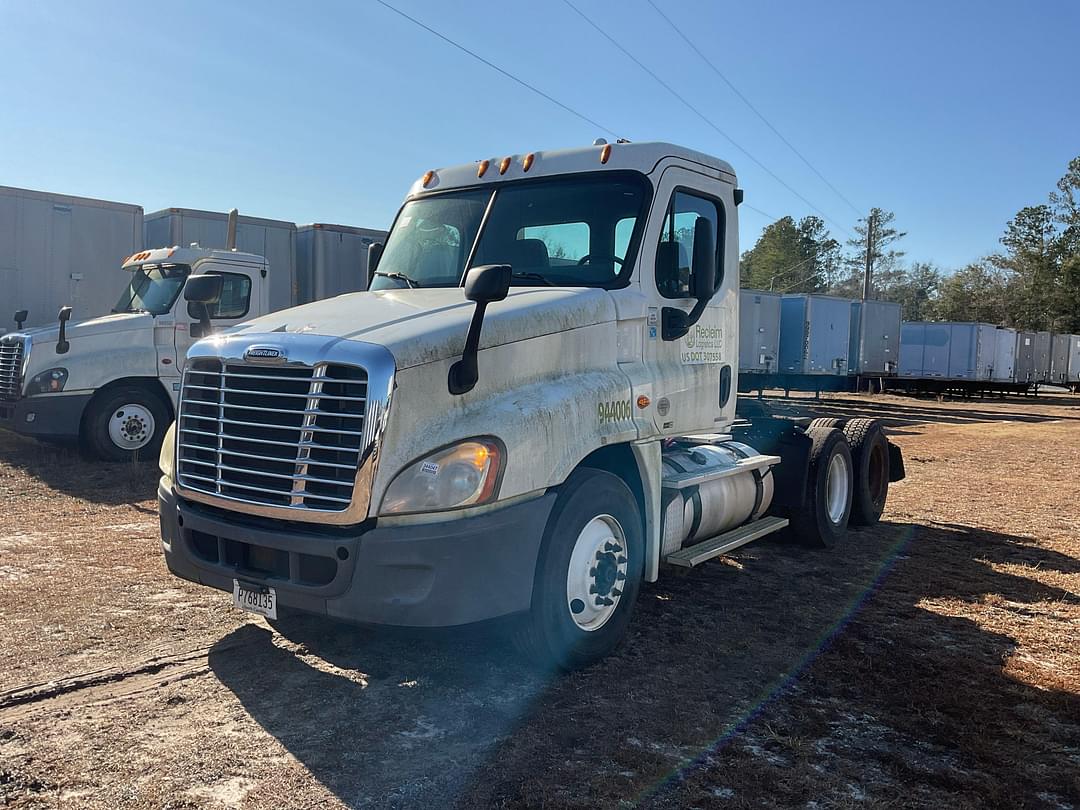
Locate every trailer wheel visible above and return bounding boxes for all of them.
[841,418,890,526]
[83,384,170,463]
[787,427,852,548]
[514,469,644,671]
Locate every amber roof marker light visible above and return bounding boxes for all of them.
[499,156,512,175]
[477,159,490,178]
[600,143,612,164]
[522,152,535,172]
[421,170,436,188]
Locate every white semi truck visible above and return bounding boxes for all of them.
[156,142,904,669]
[0,213,277,461]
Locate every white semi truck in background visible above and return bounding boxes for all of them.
[156,142,904,669]
[0,213,278,461]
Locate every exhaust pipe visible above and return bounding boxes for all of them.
[226,208,238,250]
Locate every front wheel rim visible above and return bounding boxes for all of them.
[566,514,628,632]
[108,403,156,450]
[825,452,850,524]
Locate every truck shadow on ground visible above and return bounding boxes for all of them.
[208,520,1080,809]
[0,432,157,505]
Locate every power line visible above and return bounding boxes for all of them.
[743,203,777,220]
[561,0,855,240]
[372,0,621,140]
[646,0,863,218]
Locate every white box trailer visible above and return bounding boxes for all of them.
[296,224,387,303]
[0,186,144,330]
[991,327,1017,382]
[145,208,297,311]
[737,289,781,373]
[848,299,901,375]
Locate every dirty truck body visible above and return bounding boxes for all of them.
[0,244,270,461]
[157,142,903,668]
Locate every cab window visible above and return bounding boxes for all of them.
[188,272,251,320]
[655,190,723,299]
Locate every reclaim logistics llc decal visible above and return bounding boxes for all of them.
[681,322,724,364]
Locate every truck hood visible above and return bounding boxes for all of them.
[14,311,153,346]
[224,287,616,369]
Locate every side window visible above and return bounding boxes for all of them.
[655,190,723,299]
[519,222,590,266]
[188,272,251,320]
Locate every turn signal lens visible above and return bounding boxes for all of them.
[636,395,651,409]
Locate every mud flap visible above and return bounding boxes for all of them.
[888,440,906,482]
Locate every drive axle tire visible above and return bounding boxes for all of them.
[842,418,890,526]
[514,469,644,671]
[83,384,170,463]
[808,417,846,430]
[787,426,853,548]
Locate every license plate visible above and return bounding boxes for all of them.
[232,579,277,620]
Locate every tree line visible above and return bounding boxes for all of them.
[739,155,1080,333]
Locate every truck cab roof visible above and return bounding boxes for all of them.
[408,140,737,198]
[121,245,266,270]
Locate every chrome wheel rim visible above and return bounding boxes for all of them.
[825,452,850,524]
[108,403,155,451]
[566,514,628,632]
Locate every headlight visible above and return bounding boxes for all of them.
[380,438,503,515]
[26,368,68,395]
[159,422,177,481]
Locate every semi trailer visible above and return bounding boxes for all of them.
[0,212,281,461]
[156,141,904,669]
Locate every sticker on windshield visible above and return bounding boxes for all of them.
[681,324,724,365]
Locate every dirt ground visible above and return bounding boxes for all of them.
[1,392,1078,809]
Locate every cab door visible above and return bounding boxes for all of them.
[175,262,261,367]
[638,165,738,436]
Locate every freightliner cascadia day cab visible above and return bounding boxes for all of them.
[0,212,275,461]
[157,142,904,669]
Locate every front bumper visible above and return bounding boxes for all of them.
[159,483,556,627]
[0,393,92,441]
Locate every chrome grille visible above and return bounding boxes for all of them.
[176,358,369,512]
[0,337,26,400]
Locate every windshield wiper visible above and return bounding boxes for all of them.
[512,272,556,287]
[373,270,422,289]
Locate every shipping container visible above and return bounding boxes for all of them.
[848,299,901,375]
[145,208,296,311]
[778,294,852,375]
[1033,331,1052,382]
[991,327,1017,382]
[1068,335,1080,385]
[1014,331,1037,383]
[946,322,997,380]
[0,185,144,329]
[899,321,952,377]
[738,289,781,373]
[296,223,387,304]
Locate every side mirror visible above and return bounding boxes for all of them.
[448,264,512,395]
[367,242,384,286]
[690,217,716,298]
[56,306,73,354]
[14,310,28,330]
[662,217,717,341]
[464,263,511,304]
[184,274,223,339]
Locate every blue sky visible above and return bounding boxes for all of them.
[1,0,1077,270]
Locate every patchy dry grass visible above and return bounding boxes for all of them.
[0,392,1077,809]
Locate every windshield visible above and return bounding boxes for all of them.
[113,263,191,315]
[370,173,649,290]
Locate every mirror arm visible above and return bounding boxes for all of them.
[447,302,489,395]
[56,306,73,354]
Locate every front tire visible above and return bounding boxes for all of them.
[514,469,644,670]
[83,384,170,463]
